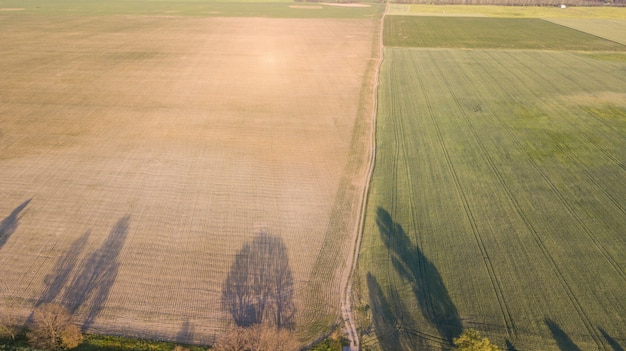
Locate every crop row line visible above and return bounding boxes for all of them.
[427,57,516,339]
[469,51,608,349]
[488,51,626,281]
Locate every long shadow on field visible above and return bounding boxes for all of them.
[505,339,519,351]
[176,320,195,345]
[62,216,129,331]
[222,231,295,330]
[37,231,91,306]
[376,207,462,344]
[0,199,31,250]
[599,327,625,351]
[367,272,420,351]
[545,318,581,351]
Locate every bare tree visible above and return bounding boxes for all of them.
[27,303,83,350]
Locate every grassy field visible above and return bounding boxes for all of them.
[357,12,626,351]
[388,3,626,18]
[0,2,380,346]
[384,16,626,50]
[0,0,381,18]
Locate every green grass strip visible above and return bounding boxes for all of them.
[384,16,626,50]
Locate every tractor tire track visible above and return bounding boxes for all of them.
[462,50,609,350]
[479,51,626,281]
[389,59,439,351]
[416,52,517,339]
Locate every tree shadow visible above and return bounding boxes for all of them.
[367,272,402,351]
[37,231,91,306]
[0,198,31,250]
[62,216,130,331]
[376,207,462,343]
[222,231,295,330]
[176,320,195,345]
[505,338,519,351]
[545,318,581,351]
[599,327,624,351]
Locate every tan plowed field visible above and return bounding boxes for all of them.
[0,15,378,344]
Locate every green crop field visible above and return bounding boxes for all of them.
[384,16,626,50]
[357,12,626,351]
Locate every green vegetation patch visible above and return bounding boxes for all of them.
[0,0,381,18]
[358,48,626,350]
[384,16,626,50]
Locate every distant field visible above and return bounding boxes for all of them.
[387,4,626,18]
[0,7,379,345]
[384,16,626,50]
[0,0,381,17]
[547,18,626,45]
[357,10,626,351]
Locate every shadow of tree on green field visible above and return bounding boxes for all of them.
[375,207,462,344]
[599,327,624,351]
[545,318,581,351]
[505,338,519,351]
[367,272,403,351]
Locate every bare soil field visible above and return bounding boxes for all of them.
[0,14,377,344]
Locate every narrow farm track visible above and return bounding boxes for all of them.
[340,3,388,350]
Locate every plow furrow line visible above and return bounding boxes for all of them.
[469,51,608,350]
[480,51,626,282]
[417,59,516,339]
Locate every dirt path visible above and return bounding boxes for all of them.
[339,2,388,350]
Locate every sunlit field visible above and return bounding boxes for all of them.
[358,9,626,351]
[0,1,381,344]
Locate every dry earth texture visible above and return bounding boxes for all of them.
[0,14,378,344]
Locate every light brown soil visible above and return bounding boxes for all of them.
[0,15,377,344]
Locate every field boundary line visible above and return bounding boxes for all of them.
[340,2,388,350]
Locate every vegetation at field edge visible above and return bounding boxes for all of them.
[0,334,206,351]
